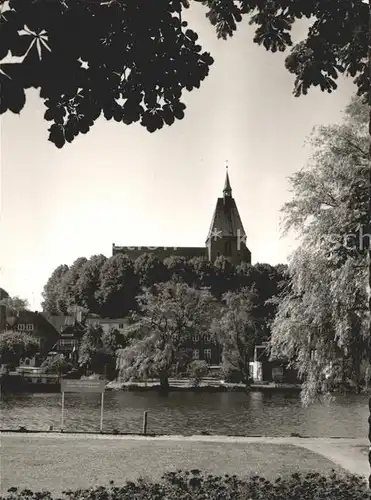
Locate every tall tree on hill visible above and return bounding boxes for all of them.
[41,264,69,314]
[98,254,139,318]
[212,255,236,298]
[163,255,196,285]
[271,95,369,403]
[188,257,215,290]
[235,262,255,290]
[134,253,169,289]
[75,254,107,314]
[116,280,217,390]
[56,257,88,314]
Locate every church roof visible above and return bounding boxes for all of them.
[223,171,232,196]
[206,197,246,242]
[206,171,246,242]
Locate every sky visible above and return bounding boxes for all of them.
[0,5,355,311]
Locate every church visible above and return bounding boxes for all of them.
[112,169,251,265]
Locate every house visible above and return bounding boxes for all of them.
[1,309,60,367]
[190,332,221,366]
[252,343,300,383]
[99,318,129,334]
[41,312,131,358]
[42,311,85,358]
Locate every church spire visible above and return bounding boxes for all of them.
[223,164,232,198]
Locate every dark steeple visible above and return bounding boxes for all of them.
[205,167,251,265]
[223,166,232,198]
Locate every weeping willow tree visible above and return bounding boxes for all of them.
[271,95,369,405]
[116,280,217,390]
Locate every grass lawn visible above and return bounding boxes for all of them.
[1,436,347,495]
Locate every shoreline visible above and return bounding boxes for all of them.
[1,380,302,394]
[1,430,367,442]
[107,381,302,391]
[0,429,363,439]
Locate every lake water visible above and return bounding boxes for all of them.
[1,391,369,437]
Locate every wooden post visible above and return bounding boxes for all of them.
[142,411,148,435]
[368,0,371,489]
[61,391,65,432]
[100,391,104,433]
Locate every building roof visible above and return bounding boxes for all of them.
[112,246,206,260]
[99,318,128,324]
[41,313,72,332]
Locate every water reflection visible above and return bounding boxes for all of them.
[249,391,263,410]
[1,391,368,437]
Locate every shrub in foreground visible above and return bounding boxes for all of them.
[3,470,368,500]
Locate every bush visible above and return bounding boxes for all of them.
[80,373,104,380]
[221,365,244,383]
[41,357,74,375]
[188,360,209,386]
[3,470,368,500]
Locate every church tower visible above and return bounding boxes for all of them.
[205,168,251,265]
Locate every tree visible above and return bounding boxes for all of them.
[1,1,368,147]
[0,296,29,330]
[78,323,104,368]
[41,264,69,314]
[116,280,217,390]
[56,257,88,314]
[250,263,289,344]
[102,327,128,354]
[134,253,170,289]
[188,257,215,290]
[270,96,369,404]
[211,256,236,298]
[0,0,213,147]
[0,288,9,300]
[78,323,127,377]
[98,254,139,317]
[0,331,39,368]
[41,356,74,375]
[211,288,258,385]
[101,327,129,378]
[187,359,209,386]
[0,296,29,314]
[75,254,107,314]
[163,255,196,286]
[203,1,368,100]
